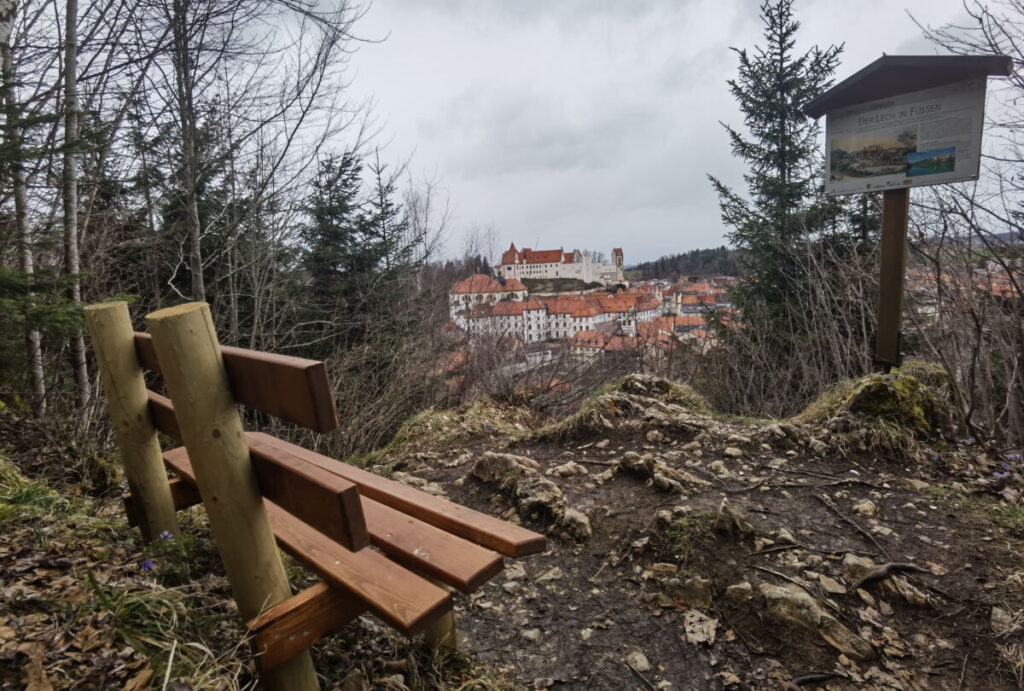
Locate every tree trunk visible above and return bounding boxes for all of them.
[63,0,90,412]
[171,0,204,301]
[1,6,47,417]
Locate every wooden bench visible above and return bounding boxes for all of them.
[85,302,545,689]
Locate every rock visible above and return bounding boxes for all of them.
[713,499,756,538]
[666,576,713,608]
[682,609,718,646]
[595,439,610,449]
[646,430,666,443]
[817,574,848,595]
[682,441,702,451]
[473,452,541,481]
[391,472,427,488]
[842,554,876,585]
[516,475,566,516]
[557,508,592,542]
[775,527,797,545]
[905,478,930,491]
[521,628,541,642]
[625,651,651,673]
[652,472,684,494]
[709,460,731,478]
[760,582,875,660]
[502,581,522,594]
[809,438,828,455]
[724,447,744,458]
[505,563,527,581]
[724,581,753,603]
[548,461,588,477]
[579,627,593,641]
[853,499,878,517]
[536,566,565,583]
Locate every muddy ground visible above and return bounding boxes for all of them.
[2,372,1024,690]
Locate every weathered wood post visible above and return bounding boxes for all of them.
[145,302,318,690]
[874,188,910,371]
[424,578,457,651]
[84,301,179,541]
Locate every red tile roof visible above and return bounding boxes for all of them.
[451,274,527,294]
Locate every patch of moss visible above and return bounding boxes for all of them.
[845,373,949,436]
[655,512,717,565]
[616,374,714,415]
[359,398,536,464]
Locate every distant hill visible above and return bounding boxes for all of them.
[630,246,738,280]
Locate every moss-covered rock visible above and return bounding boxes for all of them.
[367,398,536,461]
[793,369,954,460]
[845,373,950,437]
[532,375,712,441]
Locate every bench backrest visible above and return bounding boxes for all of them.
[134,332,340,433]
[134,331,368,551]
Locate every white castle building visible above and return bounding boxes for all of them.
[494,244,624,285]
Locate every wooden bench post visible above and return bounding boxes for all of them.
[84,301,179,541]
[424,577,457,651]
[145,302,318,691]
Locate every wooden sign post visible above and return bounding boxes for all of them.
[875,187,909,370]
[802,55,1011,371]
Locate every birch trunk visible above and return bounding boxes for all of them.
[171,0,205,301]
[63,0,90,412]
[1,4,46,416]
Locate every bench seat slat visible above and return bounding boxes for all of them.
[247,432,547,558]
[359,496,503,593]
[163,448,450,635]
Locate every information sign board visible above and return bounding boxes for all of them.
[825,78,987,196]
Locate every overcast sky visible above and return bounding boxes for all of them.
[344,0,966,265]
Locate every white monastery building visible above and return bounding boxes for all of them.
[494,244,625,284]
[449,273,661,344]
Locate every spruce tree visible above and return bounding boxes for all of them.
[708,0,842,315]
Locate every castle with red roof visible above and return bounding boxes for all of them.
[494,244,624,284]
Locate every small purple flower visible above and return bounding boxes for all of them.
[1008,453,1022,463]
[159,530,174,541]
[141,559,156,572]
[994,471,1010,480]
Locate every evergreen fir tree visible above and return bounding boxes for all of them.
[708,0,842,315]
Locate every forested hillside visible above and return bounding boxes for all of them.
[630,246,739,279]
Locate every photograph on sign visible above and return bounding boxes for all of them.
[824,78,986,196]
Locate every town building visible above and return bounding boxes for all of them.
[494,244,625,284]
[449,274,661,344]
[448,274,528,315]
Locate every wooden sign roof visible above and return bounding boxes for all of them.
[802,54,1012,118]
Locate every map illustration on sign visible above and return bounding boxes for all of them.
[824,78,986,196]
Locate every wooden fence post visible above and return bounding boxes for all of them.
[145,302,318,690]
[84,301,179,541]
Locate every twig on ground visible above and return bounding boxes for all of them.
[785,671,850,689]
[813,494,891,559]
[852,561,931,590]
[625,662,658,691]
[749,544,802,557]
